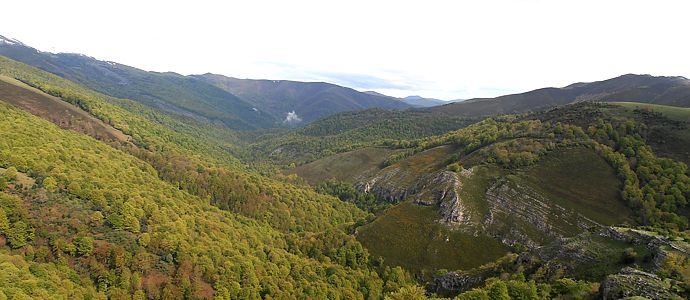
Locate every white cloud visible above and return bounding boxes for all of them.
[283,111,302,124]
[1,0,689,100]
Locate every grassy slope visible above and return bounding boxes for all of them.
[515,147,632,225]
[357,202,509,277]
[352,148,508,277]
[287,147,396,184]
[377,145,458,188]
[611,101,690,123]
[355,146,630,276]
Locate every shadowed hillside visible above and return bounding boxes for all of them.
[194,73,411,123]
[433,74,690,117]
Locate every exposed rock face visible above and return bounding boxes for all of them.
[600,267,679,300]
[428,227,690,297]
[482,178,601,248]
[358,167,474,226]
[413,170,470,226]
[603,228,690,273]
[360,162,605,247]
[357,167,409,203]
[428,271,485,297]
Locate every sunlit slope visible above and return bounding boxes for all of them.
[0,75,131,143]
[0,55,369,234]
[287,147,398,184]
[0,102,401,298]
[355,146,630,276]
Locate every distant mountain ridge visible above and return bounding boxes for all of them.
[0,34,411,128]
[434,74,690,116]
[362,91,462,107]
[192,74,410,124]
[0,37,273,129]
[3,34,690,127]
[402,95,462,107]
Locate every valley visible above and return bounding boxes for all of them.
[0,35,689,299]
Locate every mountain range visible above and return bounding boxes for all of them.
[0,33,689,299]
[4,34,689,129]
[0,35,412,129]
[363,91,461,107]
[193,73,410,124]
[434,73,690,116]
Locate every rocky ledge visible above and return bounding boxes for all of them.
[600,267,680,300]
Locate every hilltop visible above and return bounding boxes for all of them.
[433,74,690,117]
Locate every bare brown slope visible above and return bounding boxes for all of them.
[0,75,131,144]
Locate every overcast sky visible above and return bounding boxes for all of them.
[2,0,689,100]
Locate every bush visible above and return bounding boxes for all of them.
[455,288,489,300]
[385,285,427,300]
[74,236,94,256]
[621,247,638,264]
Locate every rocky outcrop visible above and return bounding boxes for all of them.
[357,167,410,203]
[603,228,690,272]
[482,178,601,248]
[427,271,485,297]
[600,267,679,300]
[358,167,474,226]
[413,170,471,226]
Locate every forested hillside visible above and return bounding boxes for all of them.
[0,38,416,129]
[0,38,276,129]
[0,56,419,299]
[1,49,690,299]
[279,102,690,298]
[194,74,411,124]
[244,108,477,166]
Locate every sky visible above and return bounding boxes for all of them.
[1,0,689,100]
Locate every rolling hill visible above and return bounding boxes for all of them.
[0,35,276,129]
[400,95,451,107]
[1,35,690,299]
[0,54,415,299]
[363,91,460,107]
[433,74,690,117]
[193,73,411,124]
[280,101,690,297]
[243,108,477,166]
[0,35,414,128]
